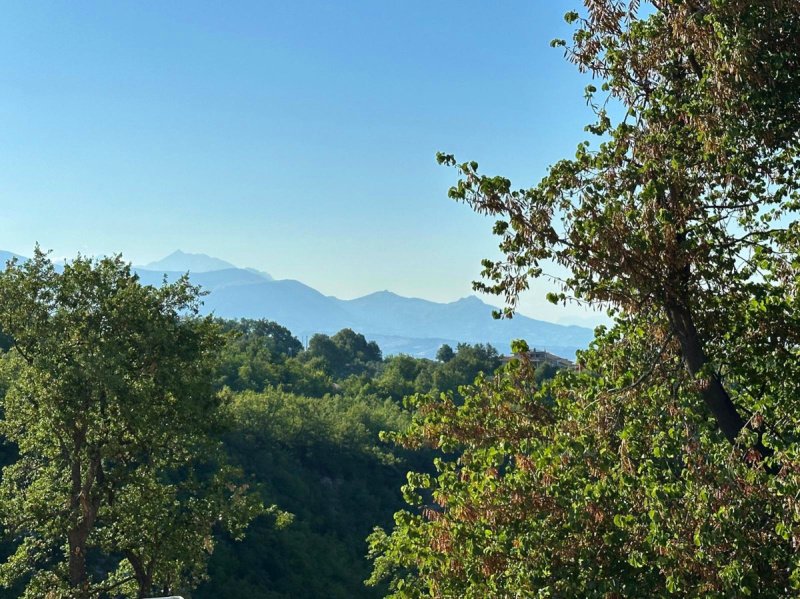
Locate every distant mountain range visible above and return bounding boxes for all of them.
[0,249,595,358]
[0,251,26,265]
[140,250,274,281]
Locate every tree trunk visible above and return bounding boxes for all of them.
[127,552,153,599]
[665,302,747,444]
[68,507,91,596]
[68,443,103,597]
[68,444,89,596]
[68,523,95,598]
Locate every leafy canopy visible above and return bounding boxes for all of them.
[370,1,800,597]
[0,250,267,598]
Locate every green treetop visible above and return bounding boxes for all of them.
[369,2,800,596]
[438,0,800,456]
[0,249,268,598]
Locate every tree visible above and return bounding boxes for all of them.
[219,319,303,359]
[369,322,800,597]
[199,387,412,599]
[214,318,332,395]
[435,344,454,363]
[375,355,430,402]
[533,360,559,386]
[331,329,382,365]
[369,2,800,595]
[432,343,501,396]
[0,250,265,598]
[304,329,382,379]
[437,0,800,457]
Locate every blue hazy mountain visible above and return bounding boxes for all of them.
[135,267,270,291]
[141,250,272,280]
[0,250,26,266]
[2,250,594,358]
[132,253,594,356]
[200,279,358,336]
[336,291,593,351]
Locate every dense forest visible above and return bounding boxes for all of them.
[1,1,800,597]
[198,319,518,598]
[0,250,540,598]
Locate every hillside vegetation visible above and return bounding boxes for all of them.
[1,1,800,597]
[368,1,800,597]
[0,251,526,598]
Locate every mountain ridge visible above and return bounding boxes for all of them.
[1,250,595,358]
[141,250,273,280]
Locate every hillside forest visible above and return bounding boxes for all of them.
[1,1,800,598]
[0,249,544,598]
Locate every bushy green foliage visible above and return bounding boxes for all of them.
[435,344,454,364]
[0,252,536,598]
[438,0,800,452]
[195,333,511,597]
[431,343,501,396]
[216,319,333,396]
[303,329,383,380]
[368,2,800,594]
[346,344,503,404]
[369,315,800,597]
[0,251,267,598]
[196,388,419,599]
[372,355,434,402]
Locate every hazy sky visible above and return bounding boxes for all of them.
[0,1,606,325]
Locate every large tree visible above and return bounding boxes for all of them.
[369,326,800,596]
[369,2,800,596]
[0,250,265,598]
[438,0,800,454]
[305,329,382,379]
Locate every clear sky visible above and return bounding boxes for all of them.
[0,1,605,326]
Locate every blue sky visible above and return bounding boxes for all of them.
[0,1,604,325]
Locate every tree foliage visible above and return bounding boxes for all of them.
[195,337,515,597]
[437,0,800,451]
[196,387,418,599]
[0,250,265,598]
[370,1,800,596]
[0,252,556,598]
[435,345,455,364]
[215,319,333,396]
[369,320,800,597]
[304,329,383,379]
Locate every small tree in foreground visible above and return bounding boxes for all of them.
[0,250,270,598]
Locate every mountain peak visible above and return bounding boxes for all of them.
[367,290,401,299]
[142,250,239,273]
[454,295,485,305]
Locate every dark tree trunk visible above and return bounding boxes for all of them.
[67,516,93,597]
[68,443,103,598]
[658,213,774,461]
[666,301,775,468]
[67,525,88,596]
[127,552,153,598]
[68,442,90,597]
[665,302,747,444]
